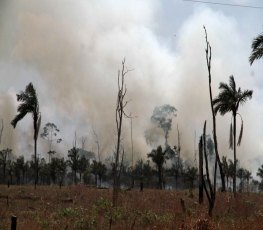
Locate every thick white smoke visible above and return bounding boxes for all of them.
[0,0,262,176]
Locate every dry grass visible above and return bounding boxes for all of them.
[0,185,263,229]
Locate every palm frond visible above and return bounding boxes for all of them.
[213,101,232,115]
[238,90,253,105]
[229,75,236,92]
[11,82,39,129]
[251,34,263,49]
[249,33,263,65]
[17,92,29,102]
[17,103,33,114]
[25,83,37,96]
[218,82,232,93]
[237,117,243,146]
[11,111,28,128]
[249,48,263,65]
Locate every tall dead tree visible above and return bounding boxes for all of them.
[174,124,181,189]
[202,121,216,217]
[92,127,101,162]
[198,135,203,204]
[0,119,3,145]
[81,136,87,150]
[204,26,225,192]
[112,59,130,207]
[129,113,135,188]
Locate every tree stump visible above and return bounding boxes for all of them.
[11,216,17,230]
[180,198,186,213]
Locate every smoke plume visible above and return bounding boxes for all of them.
[0,0,262,176]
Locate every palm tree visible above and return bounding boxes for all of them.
[11,83,41,189]
[213,76,253,196]
[249,32,263,65]
[147,146,169,189]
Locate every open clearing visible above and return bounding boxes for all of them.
[0,185,263,229]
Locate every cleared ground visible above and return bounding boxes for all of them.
[0,185,263,229]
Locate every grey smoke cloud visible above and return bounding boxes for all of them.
[0,0,262,176]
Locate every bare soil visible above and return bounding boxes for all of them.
[0,185,263,229]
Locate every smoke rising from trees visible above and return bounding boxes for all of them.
[0,0,262,176]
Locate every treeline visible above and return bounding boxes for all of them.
[0,145,262,193]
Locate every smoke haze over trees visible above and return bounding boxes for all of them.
[0,0,262,178]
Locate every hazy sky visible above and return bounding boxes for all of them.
[0,0,262,175]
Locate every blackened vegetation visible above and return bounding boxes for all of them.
[198,134,203,204]
[204,26,226,192]
[199,121,216,217]
[113,59,130,207]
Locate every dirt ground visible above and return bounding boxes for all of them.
[0,185,263,229]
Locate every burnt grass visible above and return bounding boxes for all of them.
[0,185,263,229]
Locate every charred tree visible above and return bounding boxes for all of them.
[204,26,226,192]
[202,121,216,217]
[0,119,3,146]
[112,59,130,207]
[198,136,203,204]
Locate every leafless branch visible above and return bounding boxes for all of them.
[204,25,225,192]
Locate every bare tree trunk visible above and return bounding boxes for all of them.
[0,119,3,145]
[113,59,130,207]
[204,26,226,192]
[213,153,218,196]
[233,113,237,196]
[34,112,41,189]
[3,163,6,184]
[130,115,134,189]
[175,172,178,190]
[208,201,215,217]
[158,165,163,189]
[92,127,101,162]
[202,121,216,217]
[34,137,37,189]
[199,137,203,204]
[99,175,102,187]
[74,169,77,185]
[164,131,168,147]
